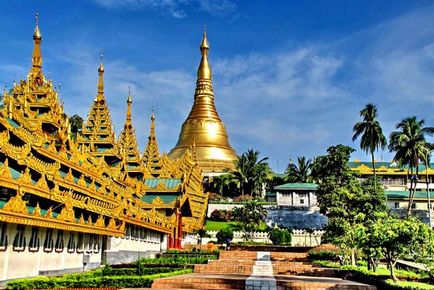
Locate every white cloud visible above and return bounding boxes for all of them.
[91,0,236,18]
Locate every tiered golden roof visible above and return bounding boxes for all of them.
[118,89,144,180]
[0,17,208,240]
[77,54,121,166]
[169,30,237,174]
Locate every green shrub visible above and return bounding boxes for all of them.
[268,228,292,245]
[6,269,192,289]
[216,227,234,244]
[308,249,341,261]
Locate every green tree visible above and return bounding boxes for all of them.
[193,228,210,249]
[311,145,387,266]
[268,228,292,245]
[232,201,267,240]
[212,174,236,196]
[352,103,387,189]
[367,213,430,282]
[232,149,269,196]
[216,228,233,244]
[69,114,84,140]
[388,116,434,216]
[285,156,313,183]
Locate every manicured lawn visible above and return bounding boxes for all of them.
[205,221,241,231]
[204,221,268,231]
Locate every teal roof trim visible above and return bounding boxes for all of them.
[6,118,20,128]
[386,191,434,199]
[144,178,182,189]
[274,182,318,190]
[141,194,179,204]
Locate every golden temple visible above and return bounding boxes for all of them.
[169,30,238,174]
[0,16,208,280]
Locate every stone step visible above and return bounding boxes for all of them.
[151,273,246,289]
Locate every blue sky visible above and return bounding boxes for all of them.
[1,1,434,172]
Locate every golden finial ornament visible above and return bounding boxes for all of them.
[97,50,104,97]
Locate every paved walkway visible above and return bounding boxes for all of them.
[245,252,276,290]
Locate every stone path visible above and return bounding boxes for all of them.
[245,252,276,290]
[151,250,377,289]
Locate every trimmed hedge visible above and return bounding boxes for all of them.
[308,249,341,261]
[6,269,193,290]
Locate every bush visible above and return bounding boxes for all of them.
[268,228,292,245]
[233,195,253,202]
[209,209,233,221]
[6,269,192,289]
[308,249,341,261]
[216,228,234,244]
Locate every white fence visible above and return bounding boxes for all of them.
[186,229,325,247]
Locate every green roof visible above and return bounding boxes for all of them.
[144,178,182,189]
[274,182,318,190]
[141,194,179,204]
[386,191,434,199]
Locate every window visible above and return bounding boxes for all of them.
[55,230,64,252]
[44,228,54,252]
[67,233,75,253]
[13,224,26,251]
[300,199,305,205]
[29,227,40,252]
[411,203,416,209]
[76,233,84,253]
[394,202,400,209]
[0,222,8,250]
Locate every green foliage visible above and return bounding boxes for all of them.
[216,227,234,244]
[231,149,270,196]
[68,114,84,140]
[268,228,292,245]
[308,249,341,261]
[285,156,313,183]
[232,201,267,238]
[6,269,192,289]
[385,280,434,290]
[135,255,212,265]
[209,209,233,221]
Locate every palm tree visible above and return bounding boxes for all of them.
[352,104,387,189]
[232,149,269,196]
[69,114,84,140]
[232,201,267,240]
[388,116,434,216]
[212,174,236,196]
[285,156,313,183]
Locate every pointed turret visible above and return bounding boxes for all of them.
[29,13,44,84]
[169,29,237,174]
[142,112,163,177]
[77,60,121,166]
[118,88,142,179]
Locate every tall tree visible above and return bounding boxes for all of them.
[352,103,387,188]
[232,201,267,240]
[285,156,313,183]
[232,149,269,196]
[388,116,434,216]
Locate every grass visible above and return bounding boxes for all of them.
[205,221,241,231]
[204,220,268,231]
[386,280,434,289]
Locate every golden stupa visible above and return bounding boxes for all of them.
[169,30,237,174]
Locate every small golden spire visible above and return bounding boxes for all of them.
[126,86,132,125]
[31,13,43,73]
[197,27,211,80]
[150,110,156,135]
[97,50,104,98]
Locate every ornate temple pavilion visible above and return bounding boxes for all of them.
[0,17,208,281]
[169,31,238,176]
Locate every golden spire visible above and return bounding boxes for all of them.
[126,86,132,126]
[97,50,104,99]
[169,29,237,174]
[142,111,162,175]
[197,26,211,80]
[30,13,43,81]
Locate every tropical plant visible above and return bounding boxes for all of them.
[285,156,313,183]
[232,201,267,240]
[193,229,210,249]
[216,228,233,244]
[69,114,84,140]
[212,174,237,196]
[268,228,292,245]
[388,116,434,216]
[352,103,387,189]
[231,149,269,196]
